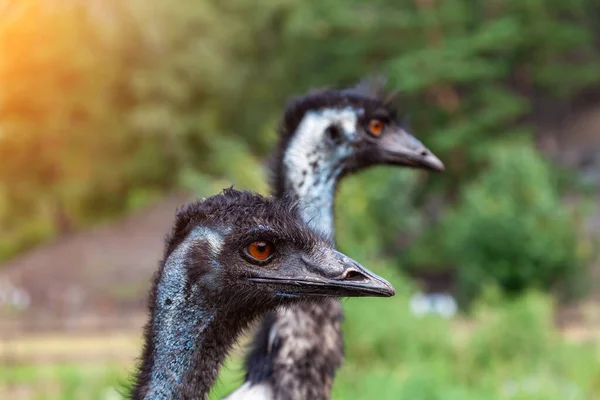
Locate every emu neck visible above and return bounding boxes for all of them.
[143,307,232,400]
[279,109,357,239]
[134,229,240,400]
[283,169,337,241]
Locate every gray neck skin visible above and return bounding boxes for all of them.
[138,229,241,400]
[144,310,228,400]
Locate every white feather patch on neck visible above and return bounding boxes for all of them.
[223,381,274,400]
[282,108,357,237]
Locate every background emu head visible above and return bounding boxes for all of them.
[273,80,444,199]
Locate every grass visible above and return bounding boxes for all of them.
[2,266,600,399]
[0,362,125,400]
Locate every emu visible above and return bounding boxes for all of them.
[129,188,394,399]
[226,80,444,399]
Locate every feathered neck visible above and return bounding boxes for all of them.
[134,310,240,400]
[130,233,254,400]
[273,108,361,240]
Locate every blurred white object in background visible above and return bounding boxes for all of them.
[0,278,30,311]
[409,291,457,318]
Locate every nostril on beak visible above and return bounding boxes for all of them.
[342,269,368,282]
[420,149,429,157]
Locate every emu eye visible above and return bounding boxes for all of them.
[325,124,342,141]
[247,241,273,262]
[368,119,384,137]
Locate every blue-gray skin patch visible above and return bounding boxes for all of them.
[275,293,300,298]
[145,227,224,400]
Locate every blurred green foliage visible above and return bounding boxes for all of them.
[411,144,592,304]
[1,0,598,302]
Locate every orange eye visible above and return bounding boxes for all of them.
[247,241,273,261]
[368,119,384,136]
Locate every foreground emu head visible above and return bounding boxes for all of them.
[131,188,394,399]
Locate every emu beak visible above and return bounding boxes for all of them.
[249,248,395,298]
[380,128,444,172]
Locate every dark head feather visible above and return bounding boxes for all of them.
[163,187,315,260]
[341,74,388,98]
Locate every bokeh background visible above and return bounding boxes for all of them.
[1,0,600,398]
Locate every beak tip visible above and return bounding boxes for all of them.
[425,155,445,172]
[381,282,396,297]
[366,278,396,297]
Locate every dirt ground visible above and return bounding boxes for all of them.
[0,192,192,325]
